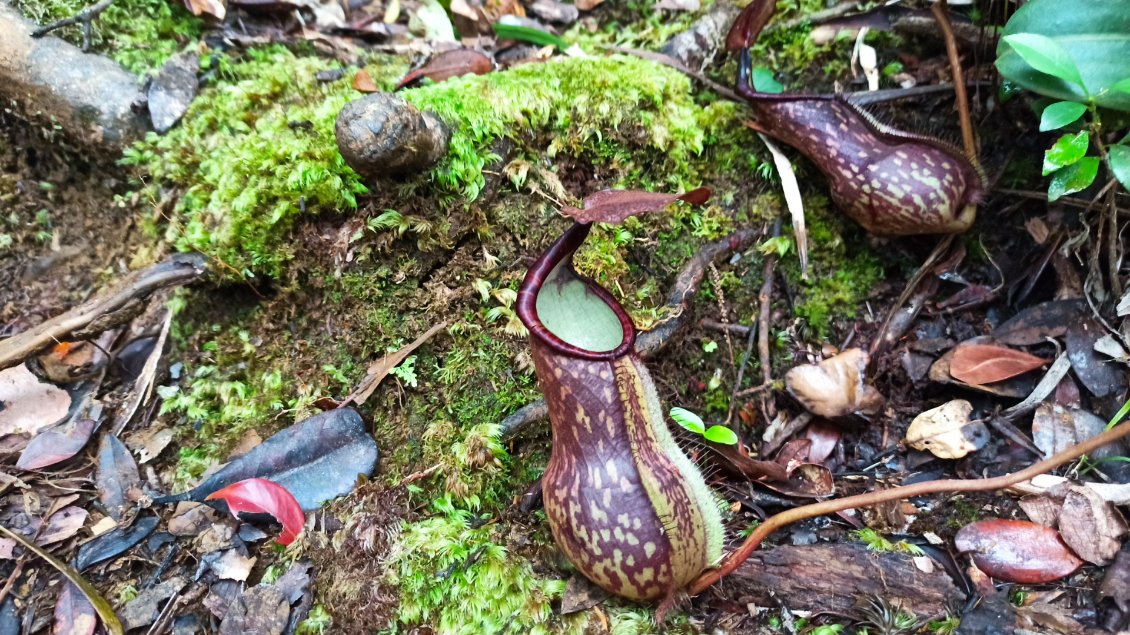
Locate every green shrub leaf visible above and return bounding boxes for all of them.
[1043,131,1090,175]
[1110,78,1130,95]
[996,0,1130,111]
[1048,157,1099,201]
[1039,101,1087,131]
[1002,34,1086,89]
[669,407,705,434]
[1108,145,1130,191]
[703,425,739,445]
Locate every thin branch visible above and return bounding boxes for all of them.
[931,0,978,165]
[0,254,207,371]
[31,0,116,51]
[689,419,1130,595]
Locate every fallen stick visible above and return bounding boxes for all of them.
[0,253,207,372]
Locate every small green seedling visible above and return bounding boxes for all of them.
[669,407,739,445]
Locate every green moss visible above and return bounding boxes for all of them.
[13,0,202,74]
[387,499,573,635]
[782,198,884,340]
[123,45,755,279]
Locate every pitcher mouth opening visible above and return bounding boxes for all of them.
[516,222,636,361]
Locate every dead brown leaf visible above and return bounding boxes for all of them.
[394,49,493,91]
[949,344,1047,385]
[352,69,380,93]
[344,322,446,405]
[183,0,226,19]
[561,187,711,225]
[53,581,97,635]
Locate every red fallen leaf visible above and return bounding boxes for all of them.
[562,187,711,224]
[352,69,379,93]
[955,519,1083,583]
[394,49,493,91]
[948,344,1047,385]
[206,478,304,546]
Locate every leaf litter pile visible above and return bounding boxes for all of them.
[3,0,1130,633]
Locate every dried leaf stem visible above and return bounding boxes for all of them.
[931,0,977,164]
[688,419,1130,595]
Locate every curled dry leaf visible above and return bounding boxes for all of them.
[784,348,884,419]
[1058,485,1127,565]
[904,399,988,459]
[394,49,493,91]
[954,519,1083,584]
[206,478,304,546]
[949,343,1047,385]
[561,187,711,225]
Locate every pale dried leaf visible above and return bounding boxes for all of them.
[758,133,807,277]
[905,399,987,459]
[0,364,71,437]
[784,348,884,418]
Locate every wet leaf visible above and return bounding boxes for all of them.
[153,408,378,511]
[0,364,71,438]
[394,49,492,91]
[0,525,123,634]
[1043,130,1089,175]
[561,187,711,224]
[949,344,1047,385]
[96,434,141,521]
[206,478,304,546]
[1032,403,1118,460]
[992,300,1083,345]
[1066,316,1125,397]
[784,348,885,418]
[17,417,94,470]
[53,581,96,635]
[74,514,158,571]
[954,519,1083,583]
[1110,144,1130,191]
[1059,485,1127,565]
[905,400,988,459]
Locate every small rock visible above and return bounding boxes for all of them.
[148,53,200,133]
[528,0,579,24]
[335,93,450,178]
